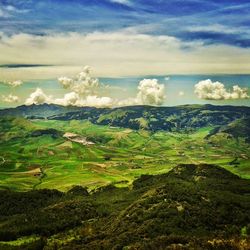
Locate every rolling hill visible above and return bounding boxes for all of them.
[0,164,249,249]
[0,104,250,249]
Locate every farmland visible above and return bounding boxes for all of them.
[0,116,249,192]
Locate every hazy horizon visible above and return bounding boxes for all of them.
[1,74,250,108]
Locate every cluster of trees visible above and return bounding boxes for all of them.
[47,105,250,134]
[0,164,249,249]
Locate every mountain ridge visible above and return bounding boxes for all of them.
[1,104,250,132]
[0,164,249,249]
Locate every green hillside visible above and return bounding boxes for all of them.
[1,104,250,132]
[0,164,249,249]
[0,104,250,249]
[0,114,249,191]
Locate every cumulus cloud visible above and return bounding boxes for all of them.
[25,88,52,105]
[78,96,114,107]
[136,79,165,105]
[57,77,74,89]
[58,66,99,96]
[55,67,112,107]
[194,79,249,100]
[24,67,114,107]
[3,80,23,87]
[2,94,19,103]
[54,92,79,106]
[54,93,113,107]
[24,67,166,107]
[117,97,137,106]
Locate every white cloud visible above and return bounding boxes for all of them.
[58,66,99,96]
[136,79,165,105]
[10,80,23,87]
[0,7,9,18]
[77,95,114,107]
[186,24,250,36]
[57,76,74,89]
[2,80,23,87]
[109,0,131,5]
[194,79,249,100]
[25,67,117,107]
[2,94,19,103]
[54,93,114,107]
[178,91,184,96]
[24,67,166,107]
[25,88,52,105]
[117,97,137,106]
[54,92,80,106]
[1,30,250,80]
[55,67,113,107]
[0,5,29,18]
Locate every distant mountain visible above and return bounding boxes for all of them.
[206,117,250,143]
[0,103,82,118]
[1,104,250,134]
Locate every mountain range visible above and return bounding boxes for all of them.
[1,103,250,141]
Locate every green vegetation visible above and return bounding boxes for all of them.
[0,104,250,249]
[0,164,249,249]
[0,108,249,191]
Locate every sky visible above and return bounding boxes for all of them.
[0,0,250,107]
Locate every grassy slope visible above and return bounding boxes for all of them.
[0,118,249,191]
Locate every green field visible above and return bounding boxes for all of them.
[0,117,249,191]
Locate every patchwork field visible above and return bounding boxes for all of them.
[0,117,249,192]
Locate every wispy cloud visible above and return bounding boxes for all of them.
[0,0,250,81]
[109,0,132,6]
[0,64,53,68]
[0,4,29,18]
[0,31,250,80]
[0,0,250,48]
[0,6,10,18]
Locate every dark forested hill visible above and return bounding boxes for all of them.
[1,104,250,133]
[0,103,82,118]
[0,164,249,249]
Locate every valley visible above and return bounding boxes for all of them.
[1,0,250,248]
[0,104,249,249]
[0,104,249,192]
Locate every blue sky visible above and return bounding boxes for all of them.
[1,0,250,47]
[0,0,250,107]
